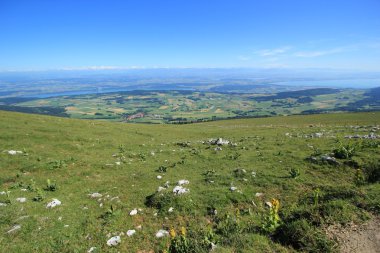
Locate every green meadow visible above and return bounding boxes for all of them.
[0,110,379,252]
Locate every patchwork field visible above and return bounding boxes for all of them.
[0,110,379,252]
[6,88,380,124]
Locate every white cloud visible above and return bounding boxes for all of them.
[294,47,346,58]
[255,46,292,57]
[60,66,146,71]
[237,55,251,61]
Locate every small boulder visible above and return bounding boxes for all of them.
[155,229,169,238]
[129,208,138,216]
[16,197,26,203]
[89,193,102,198]
[46,199,61,208]
[106,235,121,246]
[127,229,136,237]
[7,224,21,233]
[177,179,189,185]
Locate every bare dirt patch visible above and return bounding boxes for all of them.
[65,106,77,111]
[111,108,126,113]
[326,216,380,253]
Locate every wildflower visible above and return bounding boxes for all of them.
[180,227,186,236]
[271,198,280,213]
[169,228,176,238]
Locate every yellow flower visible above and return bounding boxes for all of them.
[169,228,176,238]
[180,226,186,236]
[271,198,280,212]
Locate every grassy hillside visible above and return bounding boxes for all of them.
[0,110,379,252]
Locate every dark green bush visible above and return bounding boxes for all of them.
[215,213,242,237]
[145,191,196,214]
[275,219,335,252]
[363,161,380,183]
[332,142,356,159]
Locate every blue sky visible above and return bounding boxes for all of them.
[0,0,379,71]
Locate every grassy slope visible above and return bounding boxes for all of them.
[0,110,379,252]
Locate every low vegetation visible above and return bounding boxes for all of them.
[0,110,379,252]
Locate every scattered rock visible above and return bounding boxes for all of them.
[173,186,189,195]
[177,179,189,185]
[127,229,136,237]
[129,208,138,216]
[255,193,264,197]
[8,150,23,155]
[168,207,174,213]
[110,196,119,202]
[6,224,21,233]
[106,235,121,246]
[321,155,339,165]
[16,197,26,203]
[308,154,340,165]
[155,229,169,238]
[87,247,97,253]
[157,175,162,179]
[89,193,102,198]
[208,138,231,146]
[157,186,165,192]
[345,133,379,139]
[46,199,61,208]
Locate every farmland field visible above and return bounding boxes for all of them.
[3,87,380,123]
